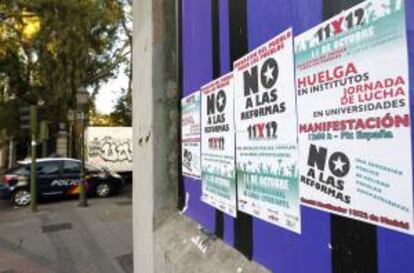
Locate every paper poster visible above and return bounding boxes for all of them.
[201,73,237,217]
[234,28,301,233]
[181,92,201,179]
[296,0,413,234]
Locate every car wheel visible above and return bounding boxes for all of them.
[95,183,112,198]
[12,189,31,207]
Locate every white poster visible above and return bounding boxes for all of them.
[296,0,413,234]
[181,92,201,179]
[234,28,301,233]
[201,73,237,217]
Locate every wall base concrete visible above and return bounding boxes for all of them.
[154,213,270,273]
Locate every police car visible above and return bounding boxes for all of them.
[0,158,125,207]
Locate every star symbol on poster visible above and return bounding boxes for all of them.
[263,65,275,84]
[217,94,225,108]
[328,152,350,178]
[332,156,346,172]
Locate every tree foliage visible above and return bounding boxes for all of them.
[110,87,131,126]
[109,0,132,127]
[0,0,128,142]
[89,0,132,127]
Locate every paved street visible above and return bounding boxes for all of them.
[0,184,133,273]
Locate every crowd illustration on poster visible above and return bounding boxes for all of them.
[181,0,413,235]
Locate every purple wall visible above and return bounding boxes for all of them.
[181,0,414,272]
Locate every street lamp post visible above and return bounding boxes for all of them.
[76,88,89,207]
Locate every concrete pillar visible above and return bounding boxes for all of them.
[132,0,179,272]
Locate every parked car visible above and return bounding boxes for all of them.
[0,158,125,207]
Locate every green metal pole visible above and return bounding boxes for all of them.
[30,105,37,212]
[78,112,88,207]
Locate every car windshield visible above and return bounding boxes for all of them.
[63,160,81,174]
[9,164,30,176]
[36,161,60,175]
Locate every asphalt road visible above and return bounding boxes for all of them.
[0,184,133,273]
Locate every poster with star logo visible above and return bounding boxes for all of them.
[295,0,413,234]
[181,91,201,179]
[201,73,237,217]
[234,28,301,233]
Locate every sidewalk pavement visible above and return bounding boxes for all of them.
[0,185,133,273]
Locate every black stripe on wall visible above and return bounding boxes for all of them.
[211,0,225,239]
[177,0,185,211]
[323,1,378,273]
[229,0,248,63]
[323,0,364,19]
[331,215,378,273]
[212,0,221,78]
[229,0,253,260]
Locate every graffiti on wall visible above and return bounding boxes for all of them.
[88,136,132,163]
